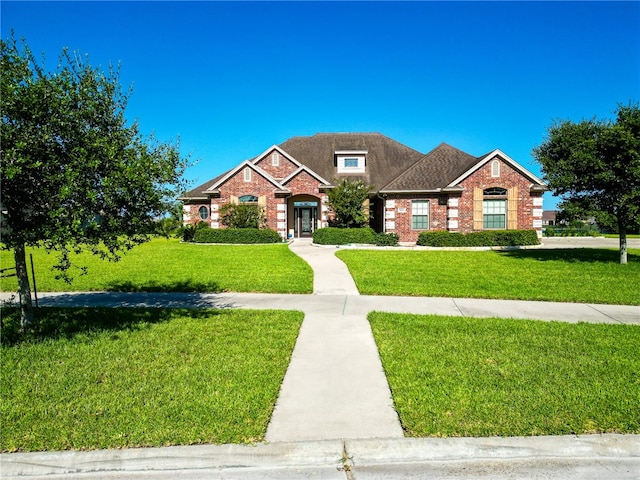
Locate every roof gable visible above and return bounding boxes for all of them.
[380,143,479,192]
[281,165,332,186]
[251,145,302,168]
[448,149,545,187]
[206,160,287,192]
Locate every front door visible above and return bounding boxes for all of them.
[294,206,316,237]
[300,208,313,237]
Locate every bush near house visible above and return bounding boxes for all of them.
[374,232,400,246]
[193,228,282,244]
[313,227,377,245]
[417,230,539,247]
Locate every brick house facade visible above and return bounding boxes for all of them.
[181,133,547,243]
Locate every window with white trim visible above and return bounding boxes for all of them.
[239,195,258,203]
[411,200,429,230]
[243,167,252,182]
[482,187,507,229]
[198,206,209,220]
[336,155,366,173]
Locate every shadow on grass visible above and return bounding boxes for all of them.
[497,248,640,264]
[104,280,222,293]
[0,307,220,347]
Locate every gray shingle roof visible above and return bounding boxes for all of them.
[278,133,425,190]
[380,143,480,191]
[180,134,520,200]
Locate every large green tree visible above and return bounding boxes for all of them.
[1,36,189,328]
[532,103,640,264]
[326,179,371,228]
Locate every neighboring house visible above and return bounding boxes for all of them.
[180,133,547,243]
[542,210,558,226]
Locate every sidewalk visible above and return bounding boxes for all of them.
[1,239,639,478]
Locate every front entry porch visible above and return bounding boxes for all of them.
[288,196,321,239]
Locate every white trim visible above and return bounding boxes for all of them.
[281,165,332,186]
[335,150,368,155]
[447,149,546,187]
[336,154,365,173]
[251,145,303,168]
[205,160,288,192]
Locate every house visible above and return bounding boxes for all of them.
[542,210,558,227]
[180,133,547,243]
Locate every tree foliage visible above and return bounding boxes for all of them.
[532,103,640,264]
[326,179,371,228]
[0,35,189,327]
[218,203,266,229]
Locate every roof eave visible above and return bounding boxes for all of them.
[379,188,445,194]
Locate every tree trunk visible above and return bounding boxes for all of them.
[13,243,34,329]
[619,221,628,265]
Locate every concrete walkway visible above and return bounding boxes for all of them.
[266,239,402,441]
[2,239,639,478]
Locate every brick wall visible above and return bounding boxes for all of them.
[254,150,298,180]
[383,194,447,243]
[457,156,542,234]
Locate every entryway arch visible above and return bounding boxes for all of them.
[288,194,321,238]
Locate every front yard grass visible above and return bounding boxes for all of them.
[0,307,303,452]
[370,312,640,437]
[337,248,640,305]
[0,238,313,294]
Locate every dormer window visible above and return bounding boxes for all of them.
[336,150,367,173]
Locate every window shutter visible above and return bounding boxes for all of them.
[473,187,483,230]
[507,187,518,229]
[258,196,267,207]
[229,195,238,205]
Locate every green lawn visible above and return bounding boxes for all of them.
[0,238,313,294]
[370,312,640,438]
[337,248,640,305]
[1,307,303,452]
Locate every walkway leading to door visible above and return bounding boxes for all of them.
[287,239,359,296]
[265,240,403,442]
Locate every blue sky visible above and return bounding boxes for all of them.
[3,1,639,209]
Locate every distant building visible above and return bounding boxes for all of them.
[542,210,558,226]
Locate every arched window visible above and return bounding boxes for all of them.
[239,195,258,203]
[491,159,501,178]
[198,206,209,220]
[483,187,507,196]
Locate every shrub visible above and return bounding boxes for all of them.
[181,221,209,242]
[193,227,282,244]
[417,230,539,247]
[219,203,266,229]
[313,227,376,245]
[544,227,598,237]
[374,232,399,246]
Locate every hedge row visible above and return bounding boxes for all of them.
[312,228,400,246]
[417,230,540,247]
[193,227,282,244]
[543,227,599,237]
[313,227,376,245]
